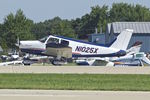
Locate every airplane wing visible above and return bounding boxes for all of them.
[76,58,114,66]
[126,41,142,55]
[0,60,23,66]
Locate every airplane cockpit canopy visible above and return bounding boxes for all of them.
[39,35,69,47]
[39,36,48,43]
[39,36,60,44]
[47,37,59,44]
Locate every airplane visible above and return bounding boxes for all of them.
[126,41,142,55]
[113,52,150,66]
[17,29,133,65]
[0,51,19,62]
[111,41,150,66]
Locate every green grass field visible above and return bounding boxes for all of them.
[0,74,150,91]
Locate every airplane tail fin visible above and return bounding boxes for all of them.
[126,41,142,55]
[110,29,133,50]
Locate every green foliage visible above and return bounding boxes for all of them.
[110,3,150,22]
[32,17,76,39]
[1,9,34,48]
[73,3,150,38]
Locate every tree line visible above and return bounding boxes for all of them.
[0,3,150,50]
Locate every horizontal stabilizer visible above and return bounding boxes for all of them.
[127,41,142,55]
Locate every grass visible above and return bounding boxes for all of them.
[0,74,149,91]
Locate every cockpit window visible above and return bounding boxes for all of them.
[47,37,59,44]
[39,36,48,43]
[61,40,69,46]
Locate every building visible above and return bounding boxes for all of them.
[107,22,150,52]
[89,22,150,53]
[88,33,105,44]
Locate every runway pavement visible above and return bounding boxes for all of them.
[0,66,150,74]
[0,67,150,100]
[0,89,150,100]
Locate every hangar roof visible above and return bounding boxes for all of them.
[109,22,150,34]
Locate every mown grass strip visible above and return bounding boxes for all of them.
[0,74,149,91]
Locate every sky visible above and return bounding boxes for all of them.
[0,0,150,23]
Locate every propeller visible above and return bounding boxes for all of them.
[15,37,20,47]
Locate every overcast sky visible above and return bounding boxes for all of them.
[0,0,149,23]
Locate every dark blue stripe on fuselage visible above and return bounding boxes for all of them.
[21,49,46,56]
[21,49,126,58]
[73,50,126,58]
[55,35,116,47]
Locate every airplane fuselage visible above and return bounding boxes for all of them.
[20,41,46,55]
[19,35,126,58]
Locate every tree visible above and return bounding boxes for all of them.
[73,3,150,39]
[32,17,76,39]
[2,9,34,48]
[72,5,109,38]
[109,3,150,22]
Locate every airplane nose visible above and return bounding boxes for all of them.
[15,41,21,47]
[19,41,27,48]
[19,41,23,46]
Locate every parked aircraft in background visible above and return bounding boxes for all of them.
[126,41,142,55]
[1,51,19,62]
[17,29,133,65]
[111,41,150,66]
[0,60,23,66]
[113,52,150,66]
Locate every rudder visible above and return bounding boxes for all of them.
[110,29,133,50]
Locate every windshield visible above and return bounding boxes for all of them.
[39,36,48,43]
[47,37,59,44]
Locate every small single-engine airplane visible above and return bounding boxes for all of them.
[17,29,133,65]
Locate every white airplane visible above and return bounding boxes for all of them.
[18,29,133,65]
[1,51,19,61]
[126,41,143,55]
[109,41,150,66]
[111,41,150,66]
[113,52,150,66]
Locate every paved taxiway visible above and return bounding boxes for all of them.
[0,89,150,100]
[0,66,150,74]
